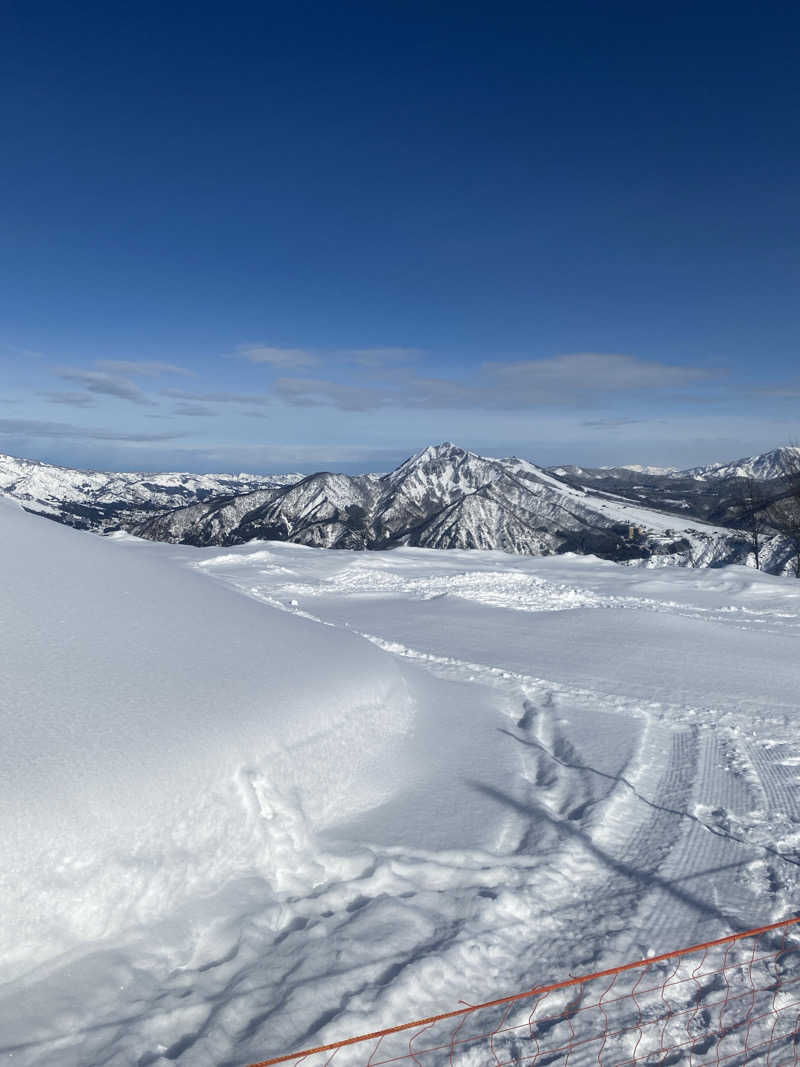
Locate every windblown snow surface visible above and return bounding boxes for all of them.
[2,498,800,1065]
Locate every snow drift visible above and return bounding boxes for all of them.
[0,498,423,977]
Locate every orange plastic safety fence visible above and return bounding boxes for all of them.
[249,918,800,1066]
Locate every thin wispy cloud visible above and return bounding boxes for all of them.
[58,352,709,414]
[273,373,472,410]
[237,344,320,369]
[0,418,185,442]
[55,368,158,407]
[161,443,405,469]
[271,353,714,412]
[342,347,422,368]
[39,391,97,409]
[486,353,712,394]
[2,343,46,360]
[12,345,747,474]
[171,403,220,417]
[96,360,192,377]
[273,377,396,411]
[234,344,421,372]
[754,382,800,398]
[581,417,647,428]
[161,388,271,406]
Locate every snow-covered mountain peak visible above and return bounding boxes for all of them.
[394,442,477,472]
[131,442,750,567]
[393,443,557,486]
[7,441,800,573]
[684,445,800,481]
[616,464,680,475]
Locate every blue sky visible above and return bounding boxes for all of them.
[1,4,798,472]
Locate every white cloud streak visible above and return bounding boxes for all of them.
[39,391,97,409]
[271,353,714,412]
[237,344,320,369]
[0,418,185,442]
[171,403,220,417]
[55,368,158,407]
[161,388,271,406]
[95,360,192,377]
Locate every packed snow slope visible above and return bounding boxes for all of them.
[134,442,756,568]
[3,499,800,1066]
[0,451,299,530]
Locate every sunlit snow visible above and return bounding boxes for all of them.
[2,498,799,1065]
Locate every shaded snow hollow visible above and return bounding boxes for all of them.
[3,498,800,1065]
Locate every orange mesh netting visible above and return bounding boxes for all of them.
[250,917,800,1066]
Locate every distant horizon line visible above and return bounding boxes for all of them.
[2,440,798,480]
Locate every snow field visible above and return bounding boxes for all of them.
[2,505,800,1065]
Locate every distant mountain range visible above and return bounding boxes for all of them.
[553,445,800,485]
[131,442,798,571]
[550,446,800,528]
[0,452,300,531]
[2,444,798,573]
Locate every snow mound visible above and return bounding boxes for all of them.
[0,499,417,978]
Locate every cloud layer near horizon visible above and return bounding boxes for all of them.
[0,418,186,442]
[1,346,795,473]
[24,350,719,417]
[272,352,714,412]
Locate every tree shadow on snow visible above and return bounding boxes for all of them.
[467,778,748,931]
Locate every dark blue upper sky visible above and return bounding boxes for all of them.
[2,3,798,471]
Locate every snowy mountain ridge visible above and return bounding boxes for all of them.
[682,444,800,481]
[132,442,756,568]
[553,445,800,484]
[614,463,680,475]
[2,442,798,572]
[0,451,300,530]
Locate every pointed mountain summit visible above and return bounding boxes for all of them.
[5,443,798,573]
[132,443,745,566]
[393,441,467,468]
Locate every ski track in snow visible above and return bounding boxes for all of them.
[4,532,800,1066]
[183,544,800,1063]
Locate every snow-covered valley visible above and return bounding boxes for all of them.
[2,498,800,1066]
